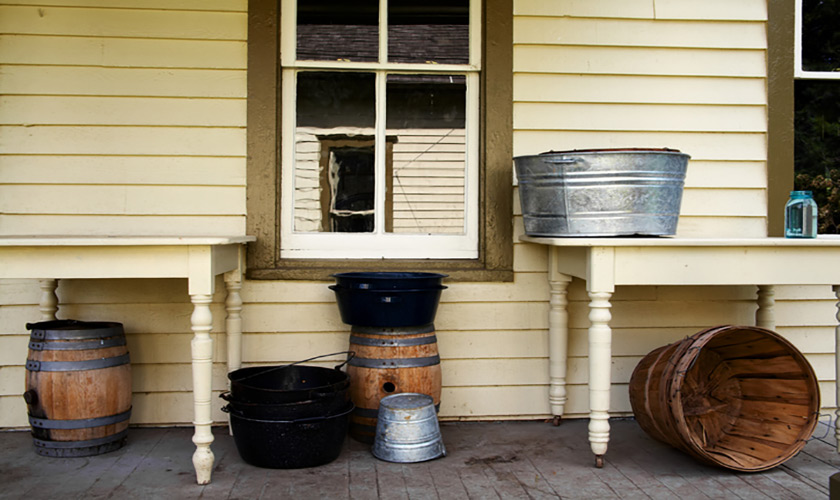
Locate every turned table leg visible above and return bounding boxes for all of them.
[224,271,243,435]
[38,279,59,321]
[756,285,776,330]
[588,290,613,468]
[190,293,215,485]
[548,273,572,425]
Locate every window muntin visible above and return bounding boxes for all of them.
[280,0,480,259]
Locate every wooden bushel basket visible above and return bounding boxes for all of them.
[629,325,819,472]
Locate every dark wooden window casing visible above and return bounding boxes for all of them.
[246,0,513,281]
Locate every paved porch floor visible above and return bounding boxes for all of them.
[1,418,837,499]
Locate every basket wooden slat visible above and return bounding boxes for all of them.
[629,325,819,472]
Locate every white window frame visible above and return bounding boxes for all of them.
[279,0,481,259]
[794,0,840,80]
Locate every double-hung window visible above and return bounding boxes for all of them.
[793,0,840,233]
[280,0,480,259]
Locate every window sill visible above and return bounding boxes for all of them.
[247,258,513,282]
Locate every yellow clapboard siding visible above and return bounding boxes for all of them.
[0,6,246,40]
[0,156,245,186]
[0,35,246,69]
[514,0,767,22]
[0,336,28,365]
[0,126,245,155]
[131,392,229,425]
[0,65,246,97]
[0,366,25,395]
[0,96,245,127]
[1,185,244,215]
[514,0,655,19]
[0,303,227,336]
[514,74,766,105]
[0,215,246,237]
[514,17,766,49]
[680,189,766,217]
[654,0,768,21]
[674,217,767,238]
[514,46,766,78]
[442,358,548,387]
[132,363,228,393]
[0,0,246,11]
[0,279,42,306]
[514,102,766,133]
[776,300,840,327]
[0,396,28,428]
[513,131,768,162]
[513,213,768,241]
[684,162,766,189]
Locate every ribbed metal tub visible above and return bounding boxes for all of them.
[513,148,690,237]
[372,393,445,463]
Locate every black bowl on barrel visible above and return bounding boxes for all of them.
[330,272,448,327]
[331,272,447,290]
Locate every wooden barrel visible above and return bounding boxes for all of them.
[629,325,820,472]
[25,320,132,457]
[347,324,442,443]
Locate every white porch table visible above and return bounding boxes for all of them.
[522,235,840,467]
[0,235,255,484]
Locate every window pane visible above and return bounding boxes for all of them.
[297,0,379,62]
[295,72,376,233]
[388,0,469,64]
[794,79,840,233]
[801,0,840,72]
[386,74,467,234]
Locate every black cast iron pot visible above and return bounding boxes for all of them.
[227,353,352,404]
[220,389,349,420]
[223,402,354,469]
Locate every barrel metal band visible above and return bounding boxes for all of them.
[29,408,132,430]
[33,428,128,450]
[29,325,124,341]
[25,353,130,372]
[349,334,437,347]
[28,336,127,352]
[348,355,440,369]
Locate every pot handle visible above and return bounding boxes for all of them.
[233,350,356,382]
[333,351,355,371]
[219,391,232,402]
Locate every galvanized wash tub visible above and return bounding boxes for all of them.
[513,148,690,237]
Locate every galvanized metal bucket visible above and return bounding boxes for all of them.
[513,148,690,237]
[372,393,446,463]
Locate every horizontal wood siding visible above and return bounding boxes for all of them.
[1,0,836,430]
[513,0,769,237]
[0,1,247,237]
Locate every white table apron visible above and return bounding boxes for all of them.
[0,236,254,485]
[522,235,840,468]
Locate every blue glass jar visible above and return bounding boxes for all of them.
[784,190,818,238]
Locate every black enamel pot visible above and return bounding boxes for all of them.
[224,402,354,469]
[220,389,349,420]
[228,362,351,404]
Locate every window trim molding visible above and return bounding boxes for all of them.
[246,0,513,281]
[766,0,795,237]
